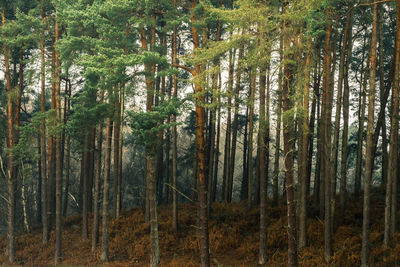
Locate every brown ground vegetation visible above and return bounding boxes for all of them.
[0,189,399,266]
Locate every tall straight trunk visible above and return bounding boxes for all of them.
[60,79,67,207]
[299,36,312,250]
[273,36,283,207]
[207,68,218,212]
[141,22,160,266]
[378,6,388,185]
[37,135,42,224]
[2,7,16,263]
[329,31,338,232]
[20,164,30,233]
[92,89,104,251]
[192,145,198,201]
[79,155,84,213]
[190,2,210,265]
[321,15,333,261]
[165,81,171,204]
[247,70,256,208]
[265,57,271,204]
[54,16,62,264]
[282,11,298,265]
[355,33,368,199]
[208,11,222,207]
[227,46,244,203]
[82,133,90,240]
[100,117,113,262]
[212,74,222,203]
[63,137,71,216]
[40,4,49,244]
[339,7,354,225]
[307,58,321,197]
[361,3,378,266]
[332,14,351,201]
[60,78,67,214]
[372,44,395,176]
[113,85,121,219]
[88,128,95,213]
[147,147,159,267]
[155,73,164,203]
[119,97,124,210]
[171,5,178,230]
[63,81,71,216]
[385,0,400,245]
[222,48,235,202]
[255,137,261,204]
[48,40,56,226]
[241,107,249,200]
[165,128,171,204]
[258,62,267,263]
[314,75,322,209]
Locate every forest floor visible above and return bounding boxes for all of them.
[1,188,400,266]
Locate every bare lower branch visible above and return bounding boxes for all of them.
[172,64,195,75]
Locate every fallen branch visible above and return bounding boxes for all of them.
[164,182,194,202]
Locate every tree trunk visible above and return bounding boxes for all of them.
[241,107,249,200]
[321,15,333,261]
[247,69,256,208]
[355,33,368,199]
[48,40,56,226]
[313,80,322,208]
[307,57,321,197]
[282,6,298,264]
[378,6,388,186]
[54,16,63,264]
[361,3,378,265]
[155,74,164,204]
[273,36,283,207]
[190,1,210,265]
[88,128,95,213]
[63,80,71,217]
[100,117,113,262]
[299,36,312,250]
[20,164,30,233]
[92,89,104,251]
[207,67,217,213]
[113,85,121,219]
[82,133,90,240]
[141,22,160,266]
[265,55,271,205]
[212,74,222,203]
[2,9,15,262]
[40,4,49,244]
[331,14,351,203]
[228,46,244,203]
[37,135,42,224]
[339,7,354,226]
[171,8,178,230]
[222,48,235,202]
[258,61,267,263]
[384,0,400,246]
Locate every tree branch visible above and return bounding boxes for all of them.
[172,64,195,75]
[356,0,394,7]
[165,182,194,202]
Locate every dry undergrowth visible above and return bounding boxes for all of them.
[0,190,400,266]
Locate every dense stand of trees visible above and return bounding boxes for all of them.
[1,0,400,266]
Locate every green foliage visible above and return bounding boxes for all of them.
[66,87,109,148]
[128,98,181,149]
[12,111,45,164]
